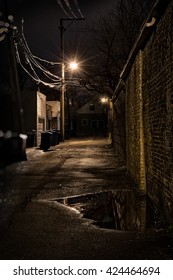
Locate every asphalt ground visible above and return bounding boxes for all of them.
[0,137,172,260]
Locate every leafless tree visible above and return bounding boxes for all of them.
[81,0,153,97]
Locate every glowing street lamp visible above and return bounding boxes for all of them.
[69,61,78,70]
[101,97,108,104]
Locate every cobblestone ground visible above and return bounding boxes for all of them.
[0,138,173,260]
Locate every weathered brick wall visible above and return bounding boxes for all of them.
[125,52,146,193]
[142,1,173,222]
[113,0,173,223]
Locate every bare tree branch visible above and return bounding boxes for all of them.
[81,0,153,97]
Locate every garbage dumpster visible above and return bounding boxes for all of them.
[40,131,52,151]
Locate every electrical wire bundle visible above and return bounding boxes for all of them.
[56,0,84,19]
[15,19,62,89]
[1,0,84,90]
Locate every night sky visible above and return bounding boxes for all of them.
[0,0,116,61]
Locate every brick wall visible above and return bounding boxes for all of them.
[126,51,146,193]
[113,0,173,223]
[142,1,173,221]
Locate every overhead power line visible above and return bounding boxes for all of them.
[63,0,77,18]
[56,0,84,19]
[15,44,61,89]
[73,0,84,18]
[13,20,62,89]
[56,0,72,18]
[20,33,61,81]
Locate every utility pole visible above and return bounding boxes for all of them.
[59,18,65,142]
[59,18,85,142]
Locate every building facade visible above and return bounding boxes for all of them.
[76,98,108,137]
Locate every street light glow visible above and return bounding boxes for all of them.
[69,61,78,70]
[101,97,108,103]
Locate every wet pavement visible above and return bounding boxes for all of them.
[0,137,173,259]
[57,190,147,231]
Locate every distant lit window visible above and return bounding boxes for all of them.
[82,119,88,126]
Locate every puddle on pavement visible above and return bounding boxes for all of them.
[56,189,162,231]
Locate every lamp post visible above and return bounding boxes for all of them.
[59,18,65,141]
[59,18,85,141]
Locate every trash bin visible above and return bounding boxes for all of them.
[58,131,62,142]
[0,132,27,166]
[50,130,59,146]
[5,132,27,165]
[26,132,36,147]
[40,131,52,151]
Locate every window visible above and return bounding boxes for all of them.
[82,119,88,126]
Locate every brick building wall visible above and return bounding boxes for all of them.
[142,1,173,221]
[126,51,146,193]
[112,0,173,223]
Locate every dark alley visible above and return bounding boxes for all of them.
[0,138,172,260]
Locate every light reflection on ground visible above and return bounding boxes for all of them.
[57,189,149,231]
